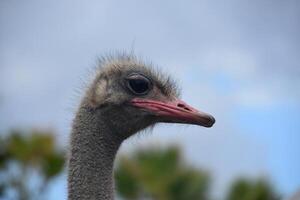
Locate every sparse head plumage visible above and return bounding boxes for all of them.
[85,54,180,108]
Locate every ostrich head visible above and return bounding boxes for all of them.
[68,54,216,200]
[83,55,215,139]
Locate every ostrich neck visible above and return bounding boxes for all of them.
[68,106,123,200]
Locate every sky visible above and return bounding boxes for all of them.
[1,0,300,199]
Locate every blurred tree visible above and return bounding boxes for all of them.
[115,146,210,200]
[226,178,280,200]
[0,129,281,200]
[0,129,65,200]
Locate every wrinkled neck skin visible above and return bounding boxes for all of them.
[68,105,127,200]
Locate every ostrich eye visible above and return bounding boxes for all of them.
[126,74,151,95]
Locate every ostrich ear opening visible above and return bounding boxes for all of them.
[87,78,109,108]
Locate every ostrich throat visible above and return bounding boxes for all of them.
[68,106,123,200]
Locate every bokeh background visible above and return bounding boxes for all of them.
[1,0,300,199]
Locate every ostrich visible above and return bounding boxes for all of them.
[68,54,215,200]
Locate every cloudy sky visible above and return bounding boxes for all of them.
[1,0,300,199]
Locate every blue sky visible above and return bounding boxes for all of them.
[1,0,300,199]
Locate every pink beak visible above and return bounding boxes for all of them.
[131,98,215,127]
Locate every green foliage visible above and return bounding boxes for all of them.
[226,178,280,200]
[115,146,210,200]
[0,129,280,200]
[0,129,65,200]
[115,146,280,200]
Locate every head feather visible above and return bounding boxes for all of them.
[95,53,181,98]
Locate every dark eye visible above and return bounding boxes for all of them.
[126,74,151,95]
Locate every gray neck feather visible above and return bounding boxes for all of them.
[68,105,123,200]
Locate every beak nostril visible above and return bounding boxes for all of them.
[177,103,191,111]
[177,103,184,107]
